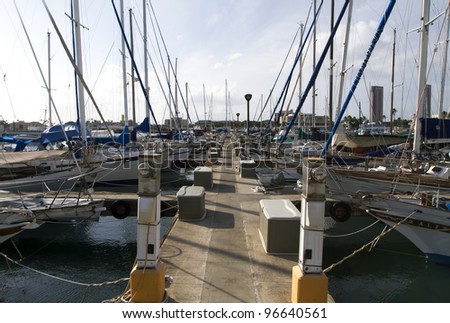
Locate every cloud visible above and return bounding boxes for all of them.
[227,52,242,61]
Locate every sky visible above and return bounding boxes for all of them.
[0,0,449,127]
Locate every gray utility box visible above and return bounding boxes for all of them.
[193,166,213,189]
[176,186,206,221]
[259,199,301,254]
[239,159,256,178]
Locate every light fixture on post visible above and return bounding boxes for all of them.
[244,93,252,136]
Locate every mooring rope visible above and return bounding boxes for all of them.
[0,251,129,287]
[323,209,418,273]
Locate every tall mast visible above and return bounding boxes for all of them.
[129,8,136,126]
[120,0,129,128]
[225,79,228,130]
[312,0,317,128]
[298,23,304,128]
[47,31,52,126]
[73,0,87,147]
[328,0,334,127]
[390,28,396,134]
[412,0,430,155]
[335,0,352,118]
[439,3,450,116]
[143,0,150,130]
[203,84,207,129]
[331,0,352,151]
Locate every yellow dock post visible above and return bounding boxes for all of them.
[292,157,328,303]
[130,153,166,302]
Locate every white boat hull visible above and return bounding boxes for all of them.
[361,195,450,265]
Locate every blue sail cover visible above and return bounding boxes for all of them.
[0,135,32,151]
[137,117,150,133]
[117,125,130,146]
[40,124,89,145]
[420,118,450,143]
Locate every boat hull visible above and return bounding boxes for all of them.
[362,195,450,266]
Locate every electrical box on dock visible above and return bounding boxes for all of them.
[259,199,301,254]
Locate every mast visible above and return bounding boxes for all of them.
[225,79,228,130]
[390,28,396,134]
[143,0,150,130]
[321,0,397,156]
[175,57,180,132]
[203,84,207,129]
[312,0,317,128]
[331,0,352,151]
[120,0,129,130]
[297,23,304,130]
[412,0,430,155]
[129,8,136,126]
[73,0,87,147]
[439,3,450,116]
[335,0,352,118]
[279,0,350,146]
[328,0,334,127]
[47,31,52,126]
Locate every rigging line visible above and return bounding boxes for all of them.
[43,0,116,144]
[147,12,182,131]
[409,4,448,149]
[130,13,175,125]
[110,0,162,138]
[279,0,348,147]
[258,24,302,124]
[257,1,316,124]
[131,11,165,81]
[187,83,201,123]
[264,0,324,135]
[83,41,115,108]
[14,1,84,173]
[0,69,18,121]
[321,0,397,157]
[147,0,192,126]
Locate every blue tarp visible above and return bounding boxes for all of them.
[0,135,32,152]
[117,125,130,146]
[420,118,450,142]
[40,124,89,145]
[137,117,150,133]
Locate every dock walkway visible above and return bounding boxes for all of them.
[161,140,301,303]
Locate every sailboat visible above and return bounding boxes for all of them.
[0,190,106,245]
[358,0,450,266]
[0,1,116,245]
[324,0,450,194]
[0,216,41,244]
[360,192,450,265]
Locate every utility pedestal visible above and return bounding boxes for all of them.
[130,153,166,302]
[292,157,328,303]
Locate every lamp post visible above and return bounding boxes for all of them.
[244,94,252,136]
[236,113,240,131]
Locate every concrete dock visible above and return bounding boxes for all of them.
[160,142,306,303]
